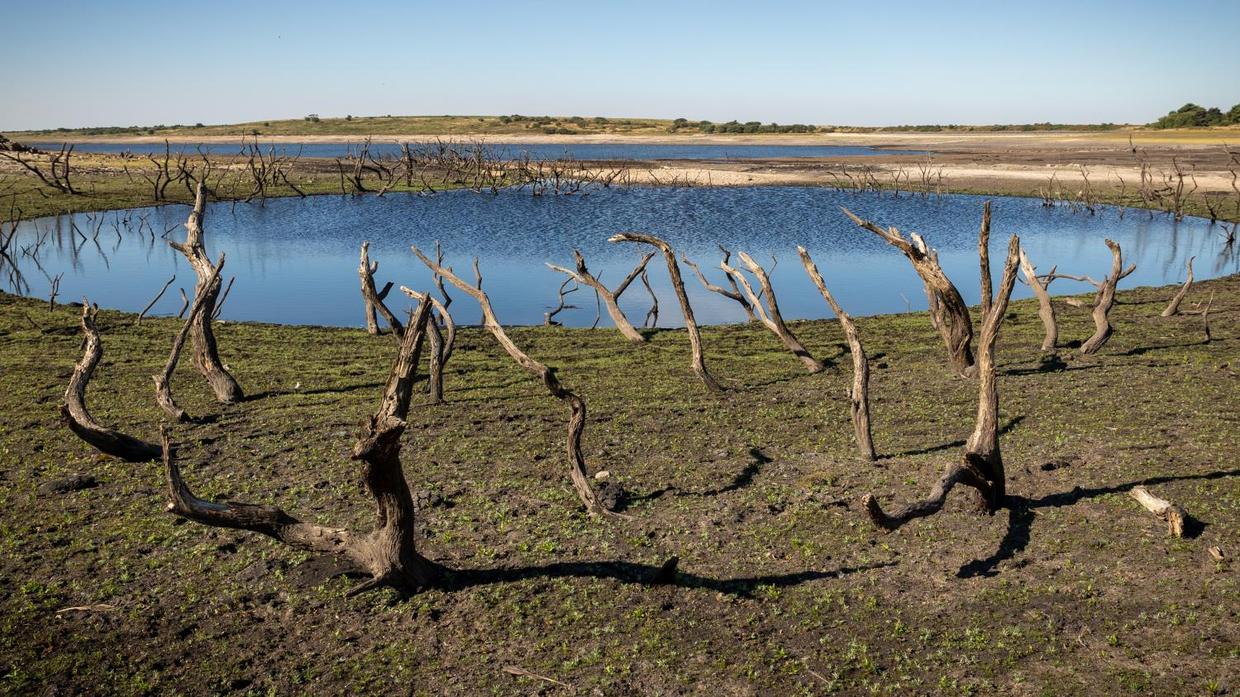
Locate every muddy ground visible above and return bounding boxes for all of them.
[0,267,1236,694]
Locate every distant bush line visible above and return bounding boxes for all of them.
[1149,103,1240,129]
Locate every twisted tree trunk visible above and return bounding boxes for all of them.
[798,247,875,460]
[722,252,824,373]
[546,250,653,343]
[681,246,758,322]
[154,254,224,422]
[400,287,456,403]
[168,183,243,402]
[1080,239,1135,355]
[1160,256,1194,317]
[164,299,440,596]
[359,241,403,337]
[608,233,722,392]
[862,235,1022,530]
[61,301,161,462]
[1017,250,1058,352]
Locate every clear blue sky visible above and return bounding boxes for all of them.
[2,0,1237,130]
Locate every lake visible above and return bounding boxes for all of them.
[6,187,1231,328]
[30,141,923,161]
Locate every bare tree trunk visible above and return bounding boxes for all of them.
[608,233,723,392]
[798,247,875,460]
[721,252,824,373]
[546,250,653,343]
[400,287,456,397]
[168,183,243,402]
[61,301,161,462]
[154,255,224,422]
[1017,250,1059,352]
[1080,239,1135,355]
[844,208,977,378]
[411,246,617,516]
[163,300,441,596]
[978,201,993,319]
[358,241,403,337]
[1160,256,1194,317]
[862,235,1022,530]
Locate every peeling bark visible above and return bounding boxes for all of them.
[608,233,722,392]
[722,252,824,373]
[798,247,875,460]
[61,301,161,462]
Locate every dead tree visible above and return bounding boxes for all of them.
[1160,256,1194,317]
[154,256,224,422]
[545,250,654,343]
[137,275,176,325]
[798,247,875,460]
[61,301,161,462]
[640,268,659,328]
[608,233,722,392]
[0,144,78,195]
[1017,250,1059,352]
[400,287,456,367]
[411,246,616,516]
[862,235,1022,530]
[844,207,976,378]
[168,183,244,402]
[721,252,824,373]
[165,300,441,596]
[542,277,578,326]
[358,242,403,337]
[1049,240,1135,355]
[681,246,758,322]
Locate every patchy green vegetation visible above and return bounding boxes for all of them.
[0,273,1236,694]
[1151,103,1240,129]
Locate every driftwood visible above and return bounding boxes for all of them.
[844,207,977,378]
[862,235,1022,530]
[164,300,440,596]
[681,246,758,322]
[411,246,616,516]
[154,255,224,422]
[137,275,175,325]
[1018,250,1059,352]
[61,301,161,462]
[1160,256,1194,317]
[798,246,875,460]
[722,252,824,373]
[546,250,653,342]
[168,183,244,402]
[358,242,403,337]
[608,233,722,392]
[1129,486,1189,537]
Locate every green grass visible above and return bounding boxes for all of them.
[0,272,1236,694]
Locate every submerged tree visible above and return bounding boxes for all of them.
[546,249,654,343]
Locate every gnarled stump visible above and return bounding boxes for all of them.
[862,235,1022,530]
[1160,256,1194,317]
[164,299,440,596]
[844,207,976,378]
[1079,239,1135,355]
[359,241,403,337]
[412,246,617,516]
[798,247,875,460]
[722,252,824,373]
[61,301,161,462]
[168,183,243,402]
[608,233,723,392]
[154,254,225,422]
[546,250,653,343]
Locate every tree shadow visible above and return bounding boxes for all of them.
[246,382,384,401]
[956,468,1236,578]
[886,416,1026,459]
[620,447,773,507]
[1116,340,1211,357]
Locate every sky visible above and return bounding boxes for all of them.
[1,0,1237,130]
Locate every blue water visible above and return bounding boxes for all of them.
[29,141,922,161]
[7,187,1231,328]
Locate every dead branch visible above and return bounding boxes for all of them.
[1160,256,1194,317]
[862,235,1022,530]
[137,275,176,325]
[1129,486,1189,537]
[640,268,659,328]
[1078,239,1135,355]
[61,301,161,461]
[543,277,578,326]
[358,242,404,337]
[608,232,723,392]
[721,252,824,373]
[1018,250,1058,352]
[545,250,653,342]
[154,256,224,422]
[798,247,875,460]
[411,246,617,516]
[681,247,758,322]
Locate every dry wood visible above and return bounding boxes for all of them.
[1079,239,1135,355]
[399,287,456,366]
[137,274,175,325]
[211,276,234,320]
[843,207,977,378]
[168,183,243,402]
[176,288,189,319]
[1128,486,1189,537]
[546,249,653,342]
[798,246,875,460]
[542,277,578,326]
[1018,250,1059,352]
[608,232,723,392]
[61,301,161,462]
[411,245,616,516]
[978,201,993,319]
[154,256,224,422]
[640,268,659,328]
[862,235,1021,530]
[358,242,403,337]
[164,300,441,596]
[722,252,824,373]
[1160,256,1194,317]
[681,247,758,322]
